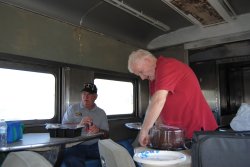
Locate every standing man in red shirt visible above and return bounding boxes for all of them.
[128,49,218,147]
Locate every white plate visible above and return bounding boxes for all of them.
[125,122,142,130]
[133,150,186,166]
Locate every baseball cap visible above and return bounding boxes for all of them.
[81,83,97,94]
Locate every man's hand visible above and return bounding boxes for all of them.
[88,124,100,134]
[79,116,93,126]
[138,129,150,147]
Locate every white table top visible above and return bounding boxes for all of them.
[0,132,104,152]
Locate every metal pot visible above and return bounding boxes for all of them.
[149,125,186,150]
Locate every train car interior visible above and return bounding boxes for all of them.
[1,0,250,166]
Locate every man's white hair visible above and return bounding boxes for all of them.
[128,49,154,73]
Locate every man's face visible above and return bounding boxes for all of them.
[132,58,155,81]
[81,91,97,109]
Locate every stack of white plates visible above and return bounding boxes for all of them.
[133,150,186,167]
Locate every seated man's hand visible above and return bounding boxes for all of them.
[88,124,99,134]
[78,116,93,126]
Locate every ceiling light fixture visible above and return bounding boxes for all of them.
[103,0,170,32]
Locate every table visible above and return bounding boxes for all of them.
[0,132,104,167]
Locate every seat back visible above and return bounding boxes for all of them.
[2,151,53,167]
[98,139,136,167]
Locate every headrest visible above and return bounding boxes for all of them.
[2,151,52,167]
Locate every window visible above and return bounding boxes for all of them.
[94,78,135,116]
[0,68,56,121]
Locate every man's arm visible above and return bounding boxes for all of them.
[88,124,109,138]
[99,128,109,139]
[139,89,168,146]
[62,105,74,124]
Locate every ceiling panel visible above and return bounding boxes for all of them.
[1,0,250,49]
[81,2,165,47]
[120,0,193,30]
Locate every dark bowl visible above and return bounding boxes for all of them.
[149,125,185,150]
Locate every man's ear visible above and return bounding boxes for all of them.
[143,56,152,65]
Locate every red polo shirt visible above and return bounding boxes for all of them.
[150,56,218,138]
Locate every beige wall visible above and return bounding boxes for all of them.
[0,4,137,73]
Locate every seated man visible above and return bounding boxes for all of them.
[60,83,109,167]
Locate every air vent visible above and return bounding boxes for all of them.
[162,0,236,26]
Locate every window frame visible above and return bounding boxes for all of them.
[94,72,139,119]
[0,52,140,126]
[0,53,61,125]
